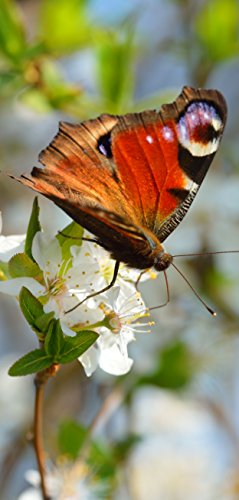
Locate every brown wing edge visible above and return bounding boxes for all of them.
[155,86,227,242]
[160,86,227,125]
[11,171,151,267]
[109,87,227,134]
[39,114,119,169]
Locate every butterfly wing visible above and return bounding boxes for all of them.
[109,86,227,241]
[16,86,227,262]
[17,114,152,266]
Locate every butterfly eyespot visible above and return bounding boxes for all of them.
[177,101,223,157]
[97,132,112,158]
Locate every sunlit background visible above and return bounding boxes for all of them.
[1,0,239,498]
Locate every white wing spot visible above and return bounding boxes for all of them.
[146,135,153,144]
[162,126,174,142]
[212,117,222,131]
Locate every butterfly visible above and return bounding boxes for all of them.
[15,86,227,292]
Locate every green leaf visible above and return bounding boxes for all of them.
[88,441,116,480]
[0,261,11,280]
[0,71,22,96]
[57,221,83,269]
[8,349,53,376]
[40,0,93,54]
[19,286,43,324]
[19,287,53,335]
[25,197,41,260]
[21,41,47,62]
[96,27,135,113]
[8,253,43,281]
[137,340,193,390]
[59,330,98,364]
[195,0,239,62]
[0,0,26,62]
[20,88,54,113]
[58,420,88,459]
[112,435,141,462]
[34,312,55,333]
[45,319,65,357]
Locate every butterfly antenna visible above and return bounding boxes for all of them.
[64,260,120,315]
[171,261,216,316]
[148,271,170,312]
[173,250,239,258]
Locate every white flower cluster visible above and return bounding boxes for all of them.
[0,215,153,376]
[18,466,107,500]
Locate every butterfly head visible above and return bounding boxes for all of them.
[153,249,173,272]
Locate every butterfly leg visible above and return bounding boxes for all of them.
[163,270,170,306]
[135,270,149,291]
[149,271,170,312]
[65,260,120,314]
[58,231,98,244]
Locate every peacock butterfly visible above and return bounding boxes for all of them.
[15,86,227,280]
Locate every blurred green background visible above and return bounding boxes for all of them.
[1,0,239,498]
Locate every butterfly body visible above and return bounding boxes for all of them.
[16,87,227,274]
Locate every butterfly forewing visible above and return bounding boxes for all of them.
[15,86,227,269]
[110,87,227,241]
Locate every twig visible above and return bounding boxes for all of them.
[58,386,123,500]
[33,364,59,500]
[34,380,48,499]
[0,434,26,496]
[76,385,123,463]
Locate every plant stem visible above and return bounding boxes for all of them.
[33,365,59,500]
[80,386,123,461]
[34,375,49,500]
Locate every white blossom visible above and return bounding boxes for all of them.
[70,231,155,294]
[0,212,25,262]
[0,230,104,335]
[79,284,151,376]
[0,226,152,375]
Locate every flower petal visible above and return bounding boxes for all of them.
[60,323,76,337]
[79,345,100,377]
[99,344,133,375]
[0,278,44,296]
[0,234,25,261]
[32,232,62,278]
[18,487,42,500]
